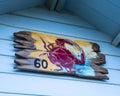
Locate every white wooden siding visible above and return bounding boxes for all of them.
[13,7,96,29]
[0,14,111,42]
[0,7,120,96]
[65,0,120,38]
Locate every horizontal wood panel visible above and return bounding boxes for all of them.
[104,56,120,70]
[0,93,24,96]
[0,24,109,42]
[0,93,22,96]
[13,7,95,29]
[0,25,24,40]
[0,73,120,96]
[0,40,120,70]
[0,55,120,85]
[0,14,111,42]
[0,40,15,56]
[0,92,41,96]
[0,29,119,57]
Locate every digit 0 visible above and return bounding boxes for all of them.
[41,59,48,69]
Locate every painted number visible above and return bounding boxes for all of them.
[34,59,48,69]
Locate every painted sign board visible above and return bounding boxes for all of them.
[14,31,109,80]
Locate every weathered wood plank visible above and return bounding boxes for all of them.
[0,30,120,57]
[13,31,108,80]
[13,31,100,52]
[10,50,120,70]
[0,55,119,85]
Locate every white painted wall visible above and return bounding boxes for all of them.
[0,6,120,96]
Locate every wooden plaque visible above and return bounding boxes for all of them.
[14,31,109,80]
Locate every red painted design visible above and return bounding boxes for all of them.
[39,37,85,72]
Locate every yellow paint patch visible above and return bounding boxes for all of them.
[29,51,60,72]
[31,32,57,51]
[31,32,97,61]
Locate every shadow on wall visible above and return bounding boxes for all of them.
[64,0,120,38]
[0,0,46,14]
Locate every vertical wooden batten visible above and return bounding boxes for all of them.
[45,0,66,11]
[45,0,57,11]
[112,32,120,47]
[55,0,66,12]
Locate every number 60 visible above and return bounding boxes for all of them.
[34,59,48,69]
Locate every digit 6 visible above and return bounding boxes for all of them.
[34,58,41,68]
